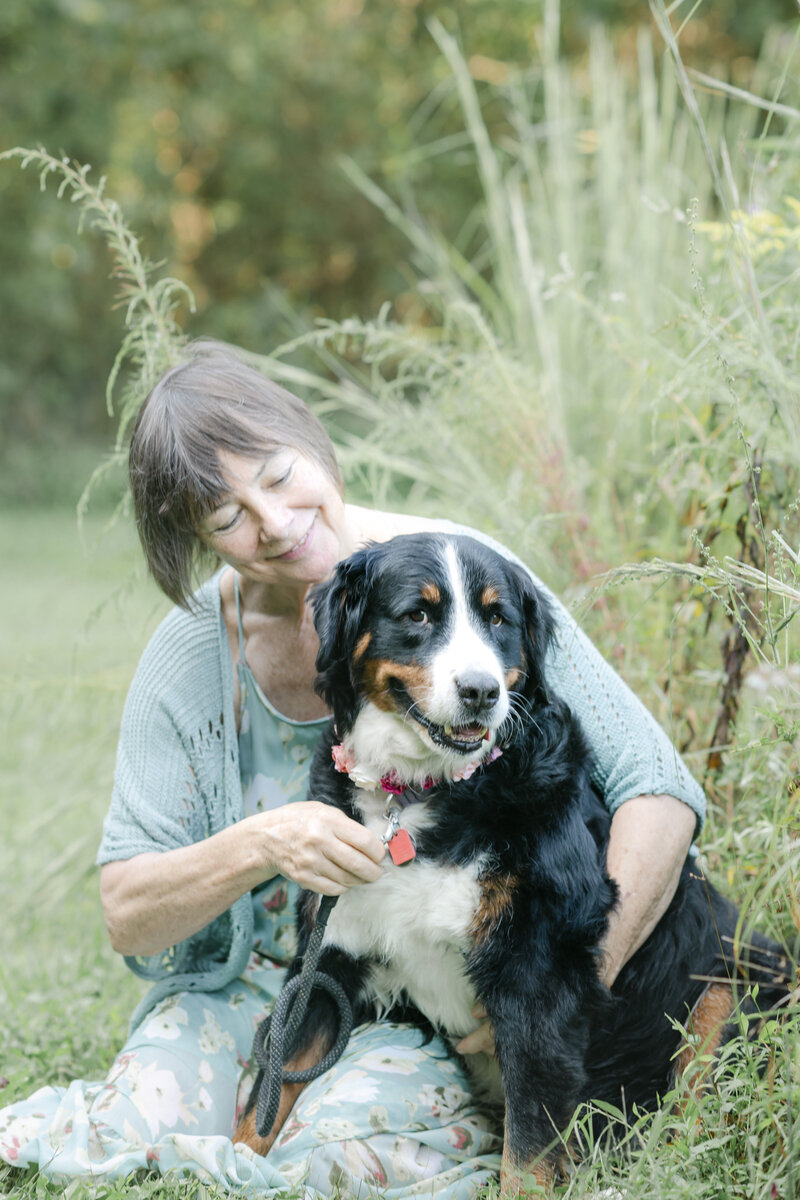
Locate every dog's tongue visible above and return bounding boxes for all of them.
[452,724,486,741]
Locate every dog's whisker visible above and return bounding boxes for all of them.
[402,700,425,731]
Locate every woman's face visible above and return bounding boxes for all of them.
[198,447,349,590]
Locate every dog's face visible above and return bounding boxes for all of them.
[312,534,554,777]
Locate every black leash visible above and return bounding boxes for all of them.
[252,893,354,1137]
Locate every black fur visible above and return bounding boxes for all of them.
[241,533,794,1177]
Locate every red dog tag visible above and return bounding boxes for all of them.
[387,828,416,866]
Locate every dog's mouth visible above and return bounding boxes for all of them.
[411,712,491,753]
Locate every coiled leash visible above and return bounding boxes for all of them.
[251,894,353,1138]
[251,797,422,1136]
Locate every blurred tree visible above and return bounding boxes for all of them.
[0,0,796,462]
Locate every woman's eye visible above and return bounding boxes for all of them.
[490,612,504,627]
[409,610,430,625]
[211,511,241,535]
[268,455,296,488]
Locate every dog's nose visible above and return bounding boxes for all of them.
[455,672,500,712]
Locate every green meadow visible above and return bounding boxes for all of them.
[0,511,245,1198]
[0,512,160,1158]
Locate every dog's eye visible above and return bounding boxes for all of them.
[409,610,430,625]
[490,612,504,627]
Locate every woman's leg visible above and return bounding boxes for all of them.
[240,1017,502,1198]
[2,954,502,1197]
[0,955,286,1182]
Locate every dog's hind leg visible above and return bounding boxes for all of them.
[234,942,365,1157]
[234,1028,334,1156]
[672,981,736,1105]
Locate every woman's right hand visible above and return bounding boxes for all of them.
[249,801,386,895]
[100,801,386,957]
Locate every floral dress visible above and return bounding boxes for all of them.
[0,578,502,1197]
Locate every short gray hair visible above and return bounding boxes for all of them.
[129,340,343,608]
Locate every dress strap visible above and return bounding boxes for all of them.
[234,573,247,661]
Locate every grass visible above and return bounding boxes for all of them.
[0,507,172,1197]
[252,3,800,770]
[241,4,800,1194]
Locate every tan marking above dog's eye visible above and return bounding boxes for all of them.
[481,585,501,607]
[420,582,441,604]
[354,632,372,661]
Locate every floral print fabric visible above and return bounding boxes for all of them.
[235,638,328,966]
[0,944,501,1196]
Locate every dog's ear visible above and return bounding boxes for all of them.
[309,549,371,734]
[508,563,555,705]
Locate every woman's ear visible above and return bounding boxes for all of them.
[508,563,555,706]
[309,550,371,734]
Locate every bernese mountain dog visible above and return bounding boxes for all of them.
[235,532,793,1193]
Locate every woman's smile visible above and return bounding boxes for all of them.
[265,516,317,562]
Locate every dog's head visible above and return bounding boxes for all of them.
[311,533,555,780]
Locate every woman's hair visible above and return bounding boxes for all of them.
[129,339,343,608]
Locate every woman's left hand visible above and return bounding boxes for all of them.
[455,1003,495,1056]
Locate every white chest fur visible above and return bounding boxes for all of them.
[325,837,482,1039]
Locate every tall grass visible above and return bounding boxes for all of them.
[254,1,800,774]
[252,8,800,1190]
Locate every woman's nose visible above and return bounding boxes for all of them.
[252,492,291,541]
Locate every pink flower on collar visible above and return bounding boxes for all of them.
[331,743,356,774]
[333,741,502,791]
[381,772,436,795]
[452,745,503,783]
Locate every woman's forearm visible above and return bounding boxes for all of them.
[100,801,386,957]
[99,820,272,956]
[600,793,697,987]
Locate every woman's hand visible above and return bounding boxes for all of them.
[250,801,386,895]
[100,802,385,958]
[456,1003,496,1056]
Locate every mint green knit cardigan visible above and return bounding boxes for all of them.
[97,525,705,1028]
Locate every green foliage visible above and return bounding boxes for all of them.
[0,149,192,415]
[1,0,797,450]
[236,2,800,791]
[0,511,160,1196]
[0,148,194,519]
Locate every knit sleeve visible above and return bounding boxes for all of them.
[545,600,705,832]
[96,589,254,1009]
[443,522,706,832]
[96,605,221,865]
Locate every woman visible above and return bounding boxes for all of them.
[0,341,702,1196]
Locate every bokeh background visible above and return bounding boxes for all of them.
[0,0,796,500]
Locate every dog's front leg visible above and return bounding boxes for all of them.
[500,1142,555,1197]
[484,983,593,1197]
